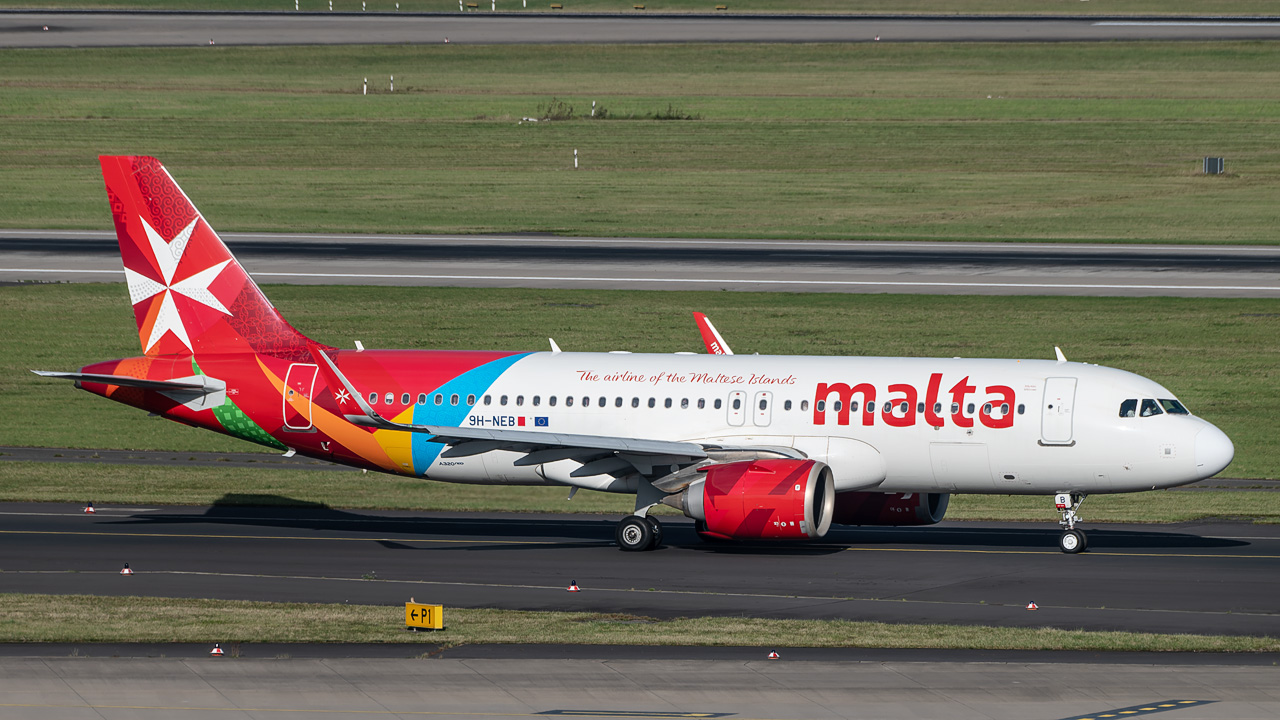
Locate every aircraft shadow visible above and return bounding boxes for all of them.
[104,493,1248,554]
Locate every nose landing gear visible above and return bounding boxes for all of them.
[1055,492,1088,554]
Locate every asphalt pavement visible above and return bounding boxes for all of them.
[7,12,1280,47]
[2,502,1278,637]
[5,230,1279,297]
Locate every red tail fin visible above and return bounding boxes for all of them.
[100,156,315,359]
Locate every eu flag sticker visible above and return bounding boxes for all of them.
[534,417,549,427]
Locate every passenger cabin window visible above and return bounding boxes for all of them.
[757,398,766,410]
[1140,398,1163,417]
[784,400,792,411]
[566,396,574,407]
[951,402,960,414]
[483,395,492,406]
[665,398,673,409]
[715,399,724,410]
[917,402,925,414]
[385,392,394,405]
[615,397,623,408]
[982,403,992,415]
[632,397,639,408]
[467,394,476,405]
[532,396,540,407]
[417,393,427,405]
[732,398,741,410]
[816,400,826,412]
[682,398,690,409]
[434,394,443,405]
[698,398,706,409]
[500,395,508,406]
[369,392,378,405]
[1017,404,1025,415]
[598,396,606,408]
[1161,399,1190,415]
[549,396,557,407]
[834,401,843,412]
[934,403,942,414]
[800,400,808,411]
[582,396,589,407]
[516,395,524,407]
[1000,403,1009,415]
[648,398,656,408]
[401,393,410,405]
[1119,398,1138,418]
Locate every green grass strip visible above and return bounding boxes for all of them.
[6,284,1279,478]
[2,594,1276,651]
[5,42,1280,242]
[2,462,1277,524]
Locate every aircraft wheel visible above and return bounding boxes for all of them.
[1059,529,1087,554]
[616,515,655,552]
[644,516,664,549]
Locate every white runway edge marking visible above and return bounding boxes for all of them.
[6,229,1280,255]
[4,267,1279,292]
[1095,21,1280,27]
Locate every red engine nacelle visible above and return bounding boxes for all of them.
[830,492,949,526]
[679,458,835,540]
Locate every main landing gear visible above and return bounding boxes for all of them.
[616,514,663,552]
[1056,492,1088,554]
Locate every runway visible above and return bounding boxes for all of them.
[8,12,1280,47]
[1,655,1275,720]
[3,502,1278,637]
[5,229,1280,297]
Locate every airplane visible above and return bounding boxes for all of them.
[33,156,1235,554]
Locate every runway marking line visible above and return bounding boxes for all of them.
[0,529,560,546]
[0,703,751,718]
[3,529,1279,560]
[3,268,1279,293]
[9,568,1279,619]
[1059,699,1214,720]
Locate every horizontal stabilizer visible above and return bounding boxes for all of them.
[31,370,207,392]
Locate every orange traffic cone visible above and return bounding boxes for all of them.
[767,651,780,659]
[84,503,95,514]
[1026,602,1038,610]
[120,563,133,575]
[567,581,581,592]
[210,644,224,656]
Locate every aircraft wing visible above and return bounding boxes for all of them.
[307,345,709,477]
[31,370,208,392]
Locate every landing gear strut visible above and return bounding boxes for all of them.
[1055,492,1088,554]
[616,514,663,551]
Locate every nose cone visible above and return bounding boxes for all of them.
[1195,424,1234,478]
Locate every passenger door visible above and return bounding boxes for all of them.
[1040,377,1077,445]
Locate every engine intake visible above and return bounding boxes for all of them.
[677,458,835,540]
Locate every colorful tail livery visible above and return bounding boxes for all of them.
[35,156,1235,554]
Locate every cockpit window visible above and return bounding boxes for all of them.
[1140,398,1163,417]
[1160,399,1190,415]
[1119,399,1137,418]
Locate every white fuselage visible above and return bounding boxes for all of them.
[411,353,1233,495]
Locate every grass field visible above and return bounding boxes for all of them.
[4,284,1278,479]
[4,43,1280,242]
[2,594,1276,650]
[6,1,1280,14]
[2,461,1276,523]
